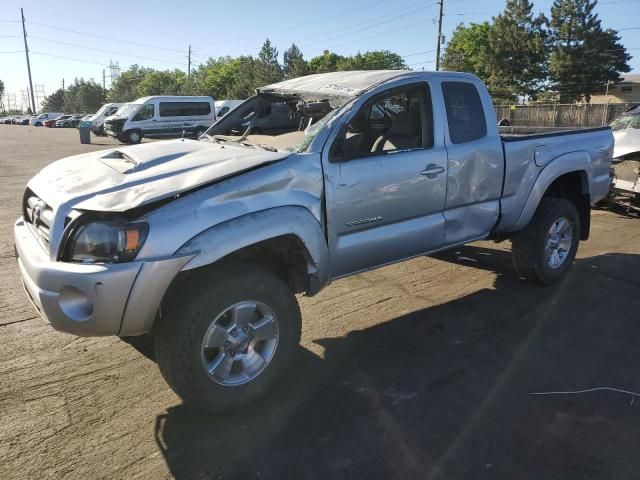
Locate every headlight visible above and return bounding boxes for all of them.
[66,220,149,264]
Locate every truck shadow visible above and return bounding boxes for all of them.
[154,249,640,480]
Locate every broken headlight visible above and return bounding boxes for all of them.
[65,220,149,264]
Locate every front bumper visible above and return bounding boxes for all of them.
[14,217,191,336]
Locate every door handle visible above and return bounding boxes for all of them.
[421,164,445,177]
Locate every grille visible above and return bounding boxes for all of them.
[23,189,54,246]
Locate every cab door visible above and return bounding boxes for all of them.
[437,78,504,244]
[323,81,448,278]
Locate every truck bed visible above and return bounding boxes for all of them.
[499,125,610,141]
[496,126,614,233]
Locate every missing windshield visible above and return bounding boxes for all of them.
[204,94,335,153]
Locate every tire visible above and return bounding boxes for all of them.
[154,263,302,413]
[511,197,580,285]
[193,126,206,139]
[125,130,142,144]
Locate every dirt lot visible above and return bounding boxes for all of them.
[1,125,640,479]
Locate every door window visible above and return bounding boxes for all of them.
[441,82,487,144]
[133,104,154,121]
[337,84,433,160]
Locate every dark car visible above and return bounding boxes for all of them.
[56,115,82,128]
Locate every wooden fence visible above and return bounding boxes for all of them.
[494,103,638,128]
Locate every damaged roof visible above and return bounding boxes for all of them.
[258,70,420,100]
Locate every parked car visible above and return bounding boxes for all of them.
[214,100,243,118]
[55,115,82,128]
[18,116,35,125]
[14,70,613,413]
[44,115,68,127]
[30,112,64,126]
[608,106,640,202]
[87,103,122,136]
[103,96,215,144]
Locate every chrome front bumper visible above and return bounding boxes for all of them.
[14,217,191,337]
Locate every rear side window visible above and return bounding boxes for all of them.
[442,82,487,144]
[159,101,211,117]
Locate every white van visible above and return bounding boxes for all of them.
[214,100,243,118]
[30,112,64,126]
[88,103,123,135]
[103,96,215,144]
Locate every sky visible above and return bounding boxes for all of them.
[1,0,639,110]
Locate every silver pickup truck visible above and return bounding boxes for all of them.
[14,71,613,412]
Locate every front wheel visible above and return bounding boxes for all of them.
[511,197,580,285]
[154,263,302,412]
[124,130,142,144]
[193,126,206,139]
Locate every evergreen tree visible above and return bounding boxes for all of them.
[485,0,548,102]
[41,88,65,112]
[255,39,284,86]
[283,43,308,79]
[549,0,630,102]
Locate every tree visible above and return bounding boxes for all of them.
[107,65,154,102]
[549,0,631,102]
[337,50,406,70]
[41,88,65,112]
[485,0,548,102]
[192,56,242,99]
[0,79,5,108]
[442,22,492,80]
[283,43,308,79]
[308,52,344,73]
[227,56,261,99]
[138,69,187,96]
[255,39,284,86]
[63,79,106,113]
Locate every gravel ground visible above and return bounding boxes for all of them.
[1,125,640,480]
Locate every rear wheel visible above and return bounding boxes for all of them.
[154,263,302,412]
[511,197,580,285]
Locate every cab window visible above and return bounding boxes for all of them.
[441,82,487,144]
[336,83,433,160]
[133,104,154,121]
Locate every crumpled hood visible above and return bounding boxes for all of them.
[613,128,640,159]
[29,139,290,212]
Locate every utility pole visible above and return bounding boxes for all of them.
[21,8,36,113]
[435,0,444,71]
[102,69,106,101]
[62,78,65,90]
[187,45,192,77]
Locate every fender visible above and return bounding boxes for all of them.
[175,206,331,295]
[511,151,591,232]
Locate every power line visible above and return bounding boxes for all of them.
[299,3,436,48]
[30,50,109,66]
[304,0,388,27]
[318,17,434,53]
[297,2,438,47]
[28,35,186,65]
[25,20,185,53]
